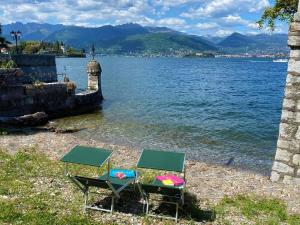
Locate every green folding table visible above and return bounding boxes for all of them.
[61,145,137,213]
[136,149,186,222]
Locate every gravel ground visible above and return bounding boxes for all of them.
[1,130,300,223]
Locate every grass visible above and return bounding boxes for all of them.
[0,148,299,224]
[214,195,300,225]
[0,148,105,224]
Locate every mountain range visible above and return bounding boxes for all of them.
[2,22,289,55]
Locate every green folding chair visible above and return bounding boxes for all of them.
[136,149,186,222]
[60,145,137,213]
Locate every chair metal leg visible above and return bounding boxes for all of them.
[142,199,146,213]
[110,196,115,213]
[144,196,149,214]
[175,203,179,223]
[84,187,89,213]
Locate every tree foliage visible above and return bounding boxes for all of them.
[0,22,10,48]
[258,0,298,30]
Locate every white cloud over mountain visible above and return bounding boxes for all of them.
[0,0,288,36]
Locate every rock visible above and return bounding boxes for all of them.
[279,123,298,140]
[297,100,300,111]
[272,162,294,174]
[283,175,300,185]
[16,112,49,126]
[293,154,300,166]
[288,59,300,74]
[296,127,300,140]
[281,110,296,120]
[287,74,300,85]
[270,171,281,182]
[275,149,292,162]
[283,99,296,110]
[225,157,235,166]
[0,112,48,126]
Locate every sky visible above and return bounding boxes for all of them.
[0,0,289,37]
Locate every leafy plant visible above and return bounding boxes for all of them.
[33,80,44,88]
[258,0,298,30]
[0,60,17,69]
[5,60,17,69]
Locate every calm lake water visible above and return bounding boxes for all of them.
[56,56,287,173]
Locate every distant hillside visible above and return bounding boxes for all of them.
[219,32,255,48]
[218,32,288,54]
[2,22,64,41]
[110,33,217,54]
[3,22,216,55]
[2,22,289,55]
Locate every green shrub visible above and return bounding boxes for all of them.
[5,60,17,69]
[0,60,17,69]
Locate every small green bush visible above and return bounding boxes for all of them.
[0,60,17,69]
[5,60,17,69]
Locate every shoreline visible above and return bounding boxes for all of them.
[1,130,300,216]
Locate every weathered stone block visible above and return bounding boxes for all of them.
[275,149,292,162]
[283,99,296,109]
[273,161,294,174]
[277,139,290,149]
[283,175,300,185]
[288,59,300,74]
[290,22,300,32]
[296,113,300,123]
[296,127,300,140]
[270,171,281,182]
[293,154,300,166]
[279,123,298,139]
[290,50,300,58]
[297,101,300,111]
[288,35,300,46]
[277,139,300,150]
[297,169,300,177]
[284,84,300,99]
[287,74,300,85]
[281,110,296,120]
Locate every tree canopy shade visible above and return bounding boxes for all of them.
[257,0,298,30]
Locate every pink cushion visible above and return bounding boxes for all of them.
[156,174,185,186]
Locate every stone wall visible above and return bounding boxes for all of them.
[0,54,57,83]
[0,82,74,117]
[0,58,102,124]
[271,21,300,184]
[0,82,101,118]
[0,68,25,86]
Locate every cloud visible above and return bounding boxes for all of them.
[157,18,186,26]
[196,22,219,30]
[222,15,249,25]
[248,23,260,30]
[0,0,152,25]
[215,29,233,37]
[181,0,270,18]
[0,0,287,37]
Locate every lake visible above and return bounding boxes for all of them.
[55,56,287,173]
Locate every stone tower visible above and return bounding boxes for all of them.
[271,5,300,184]
[87,59,103,100]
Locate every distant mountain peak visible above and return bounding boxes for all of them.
[116,23,143,29]
[2,22,289,55]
